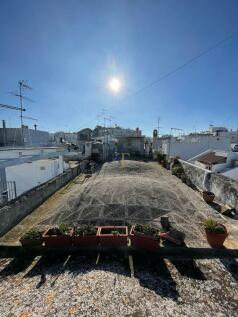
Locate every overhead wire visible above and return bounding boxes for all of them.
[110,30,238,107]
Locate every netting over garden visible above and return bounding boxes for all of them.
[39,160,219,245]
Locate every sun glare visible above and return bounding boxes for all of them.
[108,77,122,94]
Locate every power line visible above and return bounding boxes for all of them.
[117,30,238,103]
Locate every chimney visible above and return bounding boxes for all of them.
[136,127,139,136]
[34,124,37,131]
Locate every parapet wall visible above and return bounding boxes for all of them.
[179,160,238,210]
[0,165,80,237]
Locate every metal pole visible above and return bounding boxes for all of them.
[19,81,24,143]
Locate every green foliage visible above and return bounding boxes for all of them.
[111,230,120,235]
[171,165,184,177]
[74,224,97,236]
[203,218,226,234]
[23,228,42,240]
[58,223,70,235]
[134,224,159,237]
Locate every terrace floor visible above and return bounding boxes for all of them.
[0,254,238,317]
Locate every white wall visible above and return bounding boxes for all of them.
[162,135,231,160]
[0,147,63,159]
[5,157,68,196]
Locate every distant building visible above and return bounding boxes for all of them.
[188,147,238,179]
[92,125,141,138]
[77,128,92,142]
[0,121,49,147]
[160,132,233,160]
[52,131,78,144]
[117,136,145,156]
[192,151,227,171]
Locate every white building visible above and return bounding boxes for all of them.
[160,133,232,160]
[0,147,71,203]
[5,156,68,196]
[188,147,238,180]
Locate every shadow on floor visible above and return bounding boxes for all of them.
[170,258,206,280]
[0,254,35,277]
[208,201,221,212]
[133,255,178,301]
[220,258,238,282]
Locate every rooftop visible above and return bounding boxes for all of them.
[0,160,238,316]
[197,152,227,165]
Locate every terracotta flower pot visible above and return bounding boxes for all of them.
[72,227,99,247]
[130,226,160,252]
[98,226,128,246]
[43,227,72,247]
[205,226,228,248]
[202,191,215,203]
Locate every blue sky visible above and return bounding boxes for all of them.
[0,0,238,136]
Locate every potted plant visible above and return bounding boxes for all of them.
[72,224,99,247]
[43,223,72,247]
[130,224,160,252]
[203,218,228,248]
[202,191,215,203]
[98,226,128,246]
[19,228,43,246]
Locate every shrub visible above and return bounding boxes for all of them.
[22,228,42,240]
[203,218,226,234]
[74,224,97,236]
[171,165,184,176]
[58,223,70,235]
[134,224,159,238]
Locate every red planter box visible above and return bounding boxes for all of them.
[43,228,72,247]
[98,226,128,246]
[72,227,99,247]
[130,226,160,252]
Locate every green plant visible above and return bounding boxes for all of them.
[74,224,97,236]
[134,224,159,238]
[171,165,184,177]
[23,228,42,240]
[58,223,70,235]
[203,218,226,234]
[111,230,120,235]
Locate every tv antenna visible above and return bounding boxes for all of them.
[10,80,34,129]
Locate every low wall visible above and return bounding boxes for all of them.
[179,159,238,210]
[210,173,238,210]
[0,165,80,237]
[179,160,211,190]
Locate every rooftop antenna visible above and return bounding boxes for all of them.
[20,115,38,121]
[170,127,184,136]
[156,117,163,137]
[11,80,35,140]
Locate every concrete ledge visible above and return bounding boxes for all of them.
[0,165,80,237]
[0,245,237,259]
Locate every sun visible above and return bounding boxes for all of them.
[108,77,122,94]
